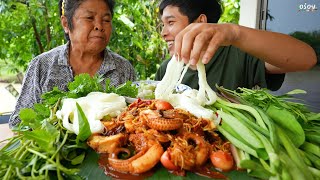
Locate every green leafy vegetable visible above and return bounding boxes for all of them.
[105,79,138,97]
[266,104,305,147]
[76,102,91,142]
[71,152,86,165]
[68,74,104,98]
[0,75,97,179]
[23,129,56,153]
[41,87,66,105]
[18,108,40,129]
[213,86,320,179]
[216,110,264,150]
[0,74,140,179]
[240,159,274,179]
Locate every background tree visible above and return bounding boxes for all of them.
[109,0,166,80]
[290,30,320,63]
[0,0,240,82]
[0,0,63,82]
[219,0,240,24]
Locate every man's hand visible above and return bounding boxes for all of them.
[174,23,240,65]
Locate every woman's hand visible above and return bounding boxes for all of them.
[174,23,240,65]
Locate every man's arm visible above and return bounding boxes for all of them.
[174,23,317,74]
[233,25,316,73]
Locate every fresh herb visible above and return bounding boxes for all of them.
[0,74,110,179]
[105,79,138,98]
[41,87,66,105]
[76,102,91,142]
[266,104,305,147]
[41,74,105,105]
[0,73,141,179]
[68,74,104,98]
[229,87,311,123]
[213,86,320,179]
[0,99,84,179]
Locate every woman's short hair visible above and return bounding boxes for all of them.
[159,0,222,24]
[59,0,115,41]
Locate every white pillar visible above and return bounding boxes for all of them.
[239,0,264,29]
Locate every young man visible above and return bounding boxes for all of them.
[155,0,316,91]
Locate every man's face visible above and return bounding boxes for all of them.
[161,6,189,56]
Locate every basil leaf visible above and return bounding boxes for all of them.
[76,103,91,142]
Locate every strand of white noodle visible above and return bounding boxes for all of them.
[155,55,184,99]
[156,55,217,105]
[155,56,218,123]
[155,56,218,124]
[177,63,190,85]
[196,61,217,105]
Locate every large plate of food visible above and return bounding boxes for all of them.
[1,57,319,180]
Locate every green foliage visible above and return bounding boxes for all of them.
[0,0,64,75]
[290,31,320,63]
[76,102,92,142]
[0,0,240,79]
[109,0,166,80]
[67,74,104,98]
[40,73,138,103]
[105,79,138,97]
[219,0,240,24]
[1,100,86,179]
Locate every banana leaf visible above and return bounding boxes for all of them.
[78,149,255,180]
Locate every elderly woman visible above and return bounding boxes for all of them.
[9,0,136,127]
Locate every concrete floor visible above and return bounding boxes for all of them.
[272,65,320,112]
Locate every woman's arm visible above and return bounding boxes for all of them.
[9,60,42,128]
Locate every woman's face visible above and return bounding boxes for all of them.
[161,6,190,56]
[63,0,112,54]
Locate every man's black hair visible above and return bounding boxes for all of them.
[159,0,222,23]
[58,0,115,41]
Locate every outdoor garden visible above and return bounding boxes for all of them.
[0,0,240,82]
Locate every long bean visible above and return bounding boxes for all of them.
[255,107,280,152]
[217,125,259,158]
[300,141,320,158]
[214,102,269,137]
[267,104,305,147]
[217,110,264,149]
[277,127,314,180]
[279,151,306,180]
[217,99,268,129]
[308,167,320,178]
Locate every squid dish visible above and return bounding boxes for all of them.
[87,99,234,178]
